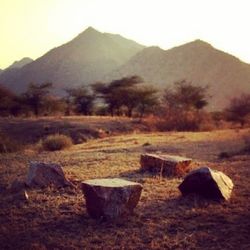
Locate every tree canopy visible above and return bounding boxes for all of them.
[164,80,209,111]
[225,94,250,126]
[92,75,158,117]
[64,86,95,115]
[22,82,53,116]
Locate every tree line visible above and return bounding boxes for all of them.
[0,76,159,118]
[0,75,249,129]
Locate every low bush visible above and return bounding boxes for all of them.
[41,134,73,151]
[218,151,231,159]
[155,110,216,132]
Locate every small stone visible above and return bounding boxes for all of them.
[81,178,143,220]
[26,162,72,188]
[179,166,234,201]
[140,153,192,176]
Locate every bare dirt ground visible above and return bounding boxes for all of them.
[0,118,249,249]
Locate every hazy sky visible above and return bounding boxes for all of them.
[1,0,250,69]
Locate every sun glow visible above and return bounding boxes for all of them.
[1,0,250,69]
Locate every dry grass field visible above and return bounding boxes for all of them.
[0,117,249,249]
[0,116,148,146]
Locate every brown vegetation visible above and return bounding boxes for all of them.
[225,94,250,127]
[0,78,249,132]
[0,132,20,153]
[41,134,73,151]
[0,116,148,147]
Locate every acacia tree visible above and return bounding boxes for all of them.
[0,85,18,116]
[92,76,158,117]
[225,94,250,126]
[164,80,208,111]
[65,86,95,115]
[163,80,209,130]
[136,86,159,118]
[92,76,143,116]
[22,82,53,116]
[92,82,122,116]
[42,95,66,115]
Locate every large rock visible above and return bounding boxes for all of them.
[178,167,234,201]
[81,178,143,220]
[26,162,71,188]
[140,153,192,176]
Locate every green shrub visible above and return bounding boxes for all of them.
[42,134,73,151]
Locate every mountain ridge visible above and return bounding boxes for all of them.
[7,57,33,69]
[0,27,145,93]
[0,27,249,110]
[105,39,250,110]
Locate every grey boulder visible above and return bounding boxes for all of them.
[179,166,234,201]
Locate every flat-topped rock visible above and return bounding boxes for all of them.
[83,178,141,187]
[81,178,143,220]
[179,166,234,201]
[140,153,192,176]
[26,162,72,188]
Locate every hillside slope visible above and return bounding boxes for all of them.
[0,27,144,93]
[107,40,250,109]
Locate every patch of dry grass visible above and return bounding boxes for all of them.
[0,132,21,153]
[40,134,73,151]
[0,116,148,146]
[0,127,249,249]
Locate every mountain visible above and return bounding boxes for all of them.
[1,27,250,110]
[0,27,145,93]
[7,57,33,69]
[0,57,33,85]
[106,40,250,110]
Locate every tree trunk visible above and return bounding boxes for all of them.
[127,108,133,117]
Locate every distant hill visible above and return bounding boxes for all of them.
[7,57,33,69]
[106,40,250,110]
[1,27,250,110]
[0,27,144,93]
[0,57,33,86]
